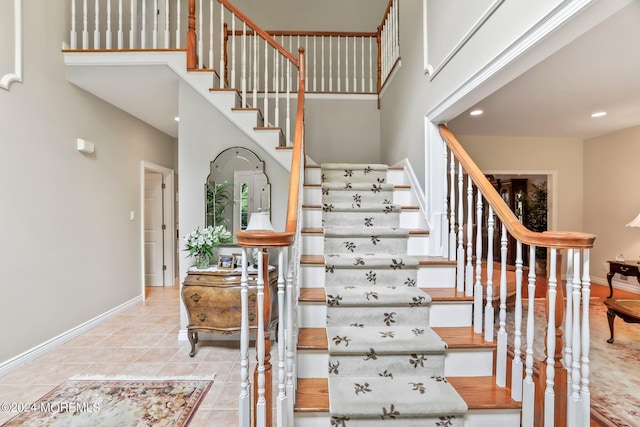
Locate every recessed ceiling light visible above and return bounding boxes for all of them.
[174,116,180,122]
[591,111,607,118]
[470,109,483,116]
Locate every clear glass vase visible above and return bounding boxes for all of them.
[196,253,210,269]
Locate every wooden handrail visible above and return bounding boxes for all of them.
[439,124,595,249]
[236,49,305,248]
[226,29,378,38]
[218,0,298,66]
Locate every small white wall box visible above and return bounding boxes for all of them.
[76,138,95,153]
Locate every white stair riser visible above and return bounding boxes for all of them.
[208,90,240,110]
[387,168,405,185]
[229,110,262,130]
[305,167,322,185]
[444,349,494,377]
[303,208,322,229]
[294,413,329,427]
[297,351,329,378]
[429,303,473,327]
[463,410,521,427]
[302,234,428,256]
[304,186,321,205]
[302,264,456,288]
[297,348,494,378]
[299,302,472,328]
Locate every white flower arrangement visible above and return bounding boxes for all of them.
[183,225,232,259]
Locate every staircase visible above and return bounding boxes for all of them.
[295,164,522,427]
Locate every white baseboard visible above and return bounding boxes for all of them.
[592,276,640,295]
[0,295,143,377]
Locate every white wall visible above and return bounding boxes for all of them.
[177,81,291,329]
[584,126,640,290]
[0,0,177,365]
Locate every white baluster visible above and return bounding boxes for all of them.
[94,0,100,49]
[337,36,341,92]
[276,249,287,427]
[544,248,558,427]
[286,60,291,144]
[164,0,169,48]
[152,0,158,48]
[209,1,214,71]
[465,176,473,296]
[285,255,295,426]
[496,225,508,387]
[304,36,308,92]
[313,35,317,92]
[264,39,269,126]
[253,32,257,107]
[580,249,591,422]
[353,36,357,91]
[456,163,464,292]
[448,150,455,260]
[275,47,280,129]
[345,36,349,92]
[256,249,266,426]
[511,241,523,401]
[117,0,123,49]
[218,2,223,77]
[521,246,537,427]
[369,37,373,92]
[569,250,583,426]
[82,0,88,49]
[321,36,325,92]
[241,23,247,107]
[140,0,146,49]
[106,0,112,49]
[474,192,483,334]
[238,248,251,427]
[129,0,135,48]
[70,0,77,49]
[361,36,365,92]
[231,15,236,88]
[175,0,180,47]
[484,206,494,342]
[565,248,574,400]
[329,36,333,91]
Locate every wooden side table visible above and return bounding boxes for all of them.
[181,265,277,356]
[606,260,640,298]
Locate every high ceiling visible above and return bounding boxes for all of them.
[447,1,640,140]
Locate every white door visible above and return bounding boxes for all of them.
[144,172,164,286]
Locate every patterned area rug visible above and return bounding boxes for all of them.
[505,297,640,426]
[2,376,213,427]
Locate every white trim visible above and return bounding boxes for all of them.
[0,295,142,377]
[427,0,594,121]
[0,0,23,90]
[378,58,401,100]
[425,0,505,79]
[141,161,176,299]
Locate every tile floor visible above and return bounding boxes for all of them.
[0,286,279,426]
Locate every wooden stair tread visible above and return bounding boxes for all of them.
[298,327,327,350]
[295,378,329,412]
[301,255,325,264]
[294,377,519,413]
[300,288,325,303]
[421,287,473,301]
[209,87,238,92]
[432,327,497,349]
[302,228,323,234]
[415,256,456,265]
[448,376,521,410]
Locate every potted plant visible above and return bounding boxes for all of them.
[184,225,232,269]
[525,181,548,274]
[206,181,234,228]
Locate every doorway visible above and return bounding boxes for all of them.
[141,161,176,299]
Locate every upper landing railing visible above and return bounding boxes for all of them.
[67,0,400,95]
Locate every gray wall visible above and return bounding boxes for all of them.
[0,1,177,365]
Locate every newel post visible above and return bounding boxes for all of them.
[187,0,197,69]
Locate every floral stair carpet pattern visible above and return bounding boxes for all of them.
[321,163,467,427]
[2,376,212,427]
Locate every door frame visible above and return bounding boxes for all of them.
[140,161,176,299]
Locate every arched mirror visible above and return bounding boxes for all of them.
[206,147,270,243]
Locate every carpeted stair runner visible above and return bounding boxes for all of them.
[321,163,467,427]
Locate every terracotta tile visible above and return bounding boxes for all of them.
[189,409,238,427]
[118,363,164,376]
[156,362,199,376]
[136,347,180,363]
